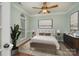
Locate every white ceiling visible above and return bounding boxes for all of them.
[15,2,79,15]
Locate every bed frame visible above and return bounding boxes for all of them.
[31,32,57,54]
[31,42,56,54]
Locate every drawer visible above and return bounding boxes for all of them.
[73,39,79,48]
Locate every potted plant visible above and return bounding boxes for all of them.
[10,24,21,55]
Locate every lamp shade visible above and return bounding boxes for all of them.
[57,30,60,33]
[42,9,47,13]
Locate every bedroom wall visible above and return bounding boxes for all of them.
[11,3,31,43]
[65,4,79,33]
[30,4,79,36]
[29,14,69,41]
[30,14,69,34]
[11,3,79,42]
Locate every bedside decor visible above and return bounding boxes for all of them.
[57,30,60,35]
[56,30,62,41]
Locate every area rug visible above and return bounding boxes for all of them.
[30,42,75,56]
[20,43,75,56]
[15,52,33,56]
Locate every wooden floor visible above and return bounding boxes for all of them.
[63,42,79,56]
[15,42,79,56]
[16,52,79,56]
[15,52,33,56]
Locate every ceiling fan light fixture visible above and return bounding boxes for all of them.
[42,9,47,13]
[32,2,58,14]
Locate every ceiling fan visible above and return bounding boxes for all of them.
[32,2,58,14]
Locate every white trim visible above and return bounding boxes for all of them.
[12,3,31,17]
[11,3,79,17]
[16,37,30,47]
[1,2,11,56]
[66,4,79,14]
[31,3,79,17]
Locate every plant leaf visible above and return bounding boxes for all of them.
[11,26,14,33]
[16,31,21,40]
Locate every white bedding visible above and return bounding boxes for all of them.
[31,35,60,50]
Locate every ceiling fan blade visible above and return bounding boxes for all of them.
[47,10,50,13]
[32,7,42,9]
[38,10,42,14]
[47,5,58,9]
[32,2,58,14]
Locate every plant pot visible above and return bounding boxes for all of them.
[11,47,18,56]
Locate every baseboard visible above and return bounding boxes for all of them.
[16,38,31,47]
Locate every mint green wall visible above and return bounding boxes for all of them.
[30,14,69,33]
[11,5,21,27]
[65,4,79,33]
[11,3,79,41]
[30,4,79,34]
[11,4,31,42]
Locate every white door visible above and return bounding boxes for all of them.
[0,2,13,56]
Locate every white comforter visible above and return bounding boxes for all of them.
[31,35,60,50]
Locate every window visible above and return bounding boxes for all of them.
[70,11,79,32]
[20,14,25,38]
[38,19,53,29]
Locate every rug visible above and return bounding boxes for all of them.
[30,42,75,56]
[19,43,75,56]
[16,52,33,56]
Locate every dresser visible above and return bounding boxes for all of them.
[63,33,79,53]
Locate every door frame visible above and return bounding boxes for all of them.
[1,2,12,56]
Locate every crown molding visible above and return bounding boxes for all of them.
[31,3,79,17]
[11,3,32,17]
[66,4,79,14]
[12,3,79,17]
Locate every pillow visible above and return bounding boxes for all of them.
[39,33,44,36]
[39,33,51,36]
[44,33,51,36]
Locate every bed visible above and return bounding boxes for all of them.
[30,29,60,51]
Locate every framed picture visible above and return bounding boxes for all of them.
[38,19,53,29]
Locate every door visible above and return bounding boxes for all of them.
[0,2,13,56]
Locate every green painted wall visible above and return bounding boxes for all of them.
[11,3,79,41]
[30,4,79,34]
[11,3,31,42]
[30,14,69,33]
[65,4,79,33]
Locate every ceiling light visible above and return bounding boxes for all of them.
[42,9,48,14]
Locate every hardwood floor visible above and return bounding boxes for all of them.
[63,42,79,56]
[16,42,79,56]
[15,52,33,56]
